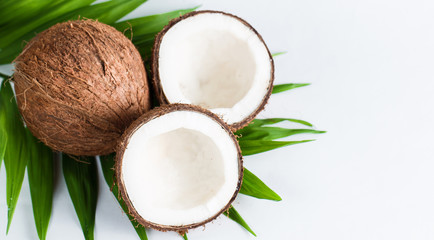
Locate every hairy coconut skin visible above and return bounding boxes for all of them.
[115,104,243,232]
[151,11,275,131]
[14,20,150,156]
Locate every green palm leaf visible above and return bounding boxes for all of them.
[26,132,54,240]
[0,77,8,168]
[0,129,6,169]
[246,118,314,128]
[0,0,95,49]
[67,0,148,25]
[237,116,323,155]
[0,0,147,64]
[114,7,197,35]
[0,0,66,26]
[223,206,256,236]
[100,154,148,240]
[63,155,98,240]
[239,139,314,156]
[238,127,325,141]
[0,78,29,233]
[271,51,287,57]
[272,83,310,94]
[240,168,281,201]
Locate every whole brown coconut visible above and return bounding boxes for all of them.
[14,20,150,156]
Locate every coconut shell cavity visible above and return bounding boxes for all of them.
[115,104,243,232]
[152,11,274,130]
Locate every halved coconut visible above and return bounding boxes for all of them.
[115,104,243,231]
[152,11,274,130]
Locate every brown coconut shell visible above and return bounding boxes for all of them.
[14,19,150,156]
[115,103,243,232]
[151,10,274,131]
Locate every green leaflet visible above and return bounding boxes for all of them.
[0,129,6,168]
[26,132,54,240]
[63,155,98,240]
[100,154,148,240]
[114,7,197,36]
[246,118,314,128]
[240,168,281,201]
[238,127,325,141]
[0,0,95,48]
[272,83,310,94]
[0,79,29,233]
[182,233,188,240]
[0,45,25,65]
[271,51,287,57]
[0,0,60,26]
[223,206,256,236]
[239,139,314,156]
[237,117,323,155]
[65,0,148,25]
[0,77,8,168]
[0,0,147,64]
[113,7,198,60]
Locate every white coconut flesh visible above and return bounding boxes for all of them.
[121,110,240,226]
[158,12,272,124]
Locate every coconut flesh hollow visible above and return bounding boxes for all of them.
[153,11,274,130]
[116,104,242,231]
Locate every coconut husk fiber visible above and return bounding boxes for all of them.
[13,19,150,156]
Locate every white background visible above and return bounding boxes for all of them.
[1,0,434,239]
